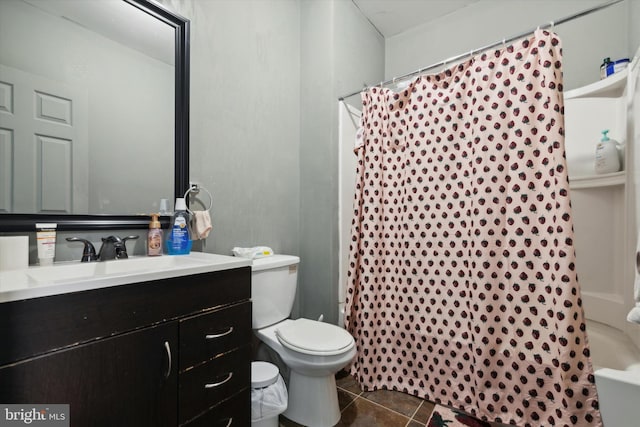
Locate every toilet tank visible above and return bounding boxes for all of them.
[251,255,300,329]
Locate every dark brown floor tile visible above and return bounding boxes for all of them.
[361,389,423,418]
[407,421,424,427]
[338,388,358,410]
[412,400,436,423]
[277,391,359,426]
[335,397,410,427]
[336,372,363,395]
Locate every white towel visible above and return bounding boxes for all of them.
[232,246,273,259]
[192,210,212,240]
[627,232,640,324]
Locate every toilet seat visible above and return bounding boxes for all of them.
[251,361,279,388]
[275,318,354,356]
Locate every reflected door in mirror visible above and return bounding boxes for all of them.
[0,0,174,216]
[0,65,88,214]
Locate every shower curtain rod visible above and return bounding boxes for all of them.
[337,0,623,101]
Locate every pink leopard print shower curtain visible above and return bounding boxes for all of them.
[344,30,602,427]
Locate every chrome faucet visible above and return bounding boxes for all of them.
[99,235,139,260]
[66,235,139,262]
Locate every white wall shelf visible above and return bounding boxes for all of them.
[569,171,626,190]
[564,68,628,100]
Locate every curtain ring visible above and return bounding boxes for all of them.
[549,20,555,30]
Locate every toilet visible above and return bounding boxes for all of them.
[251,255,356,427]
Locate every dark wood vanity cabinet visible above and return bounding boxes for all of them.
[0,323,179,426]
[0,266,251,427]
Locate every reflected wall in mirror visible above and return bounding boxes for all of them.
[0,0,189,230]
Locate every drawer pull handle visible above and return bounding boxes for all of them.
[164,341,172,379]
[205,327,234,340]
[204,372,233,389]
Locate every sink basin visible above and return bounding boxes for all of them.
[0,252,251,303]
[27,255,209,283]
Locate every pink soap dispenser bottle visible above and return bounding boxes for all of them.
[147,213,163,256]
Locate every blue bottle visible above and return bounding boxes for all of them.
[166,197,192,255]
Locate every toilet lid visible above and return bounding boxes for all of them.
[275,318,354,356]
[251,361,279,388]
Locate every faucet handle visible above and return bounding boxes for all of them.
[98,235,139,260]
[99,236,122,261]
[116,235,139,259]
[66,238,98,262]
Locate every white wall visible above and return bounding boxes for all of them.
[160,0,302,257]
[631,0,640,54]
[160,0,384,324]
[385,0,630,91]
[299,0,384,323]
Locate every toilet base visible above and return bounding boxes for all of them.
[283,370,340,427]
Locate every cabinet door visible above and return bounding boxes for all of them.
[0,323,178,427]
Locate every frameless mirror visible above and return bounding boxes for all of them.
[0,0,189,230]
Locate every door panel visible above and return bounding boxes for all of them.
[39,134,72,212]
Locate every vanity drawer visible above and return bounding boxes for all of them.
[179,345,250,424]
[181,387,250,427]
[179,301,251,371]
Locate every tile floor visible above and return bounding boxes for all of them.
[279,371,435,427]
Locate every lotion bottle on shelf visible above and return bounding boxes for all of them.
[595,130,621,174]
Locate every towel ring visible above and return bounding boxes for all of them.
[183,185,213,213]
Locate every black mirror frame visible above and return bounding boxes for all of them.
[0,0,189,231]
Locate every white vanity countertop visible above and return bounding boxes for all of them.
[0,252,251,303]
